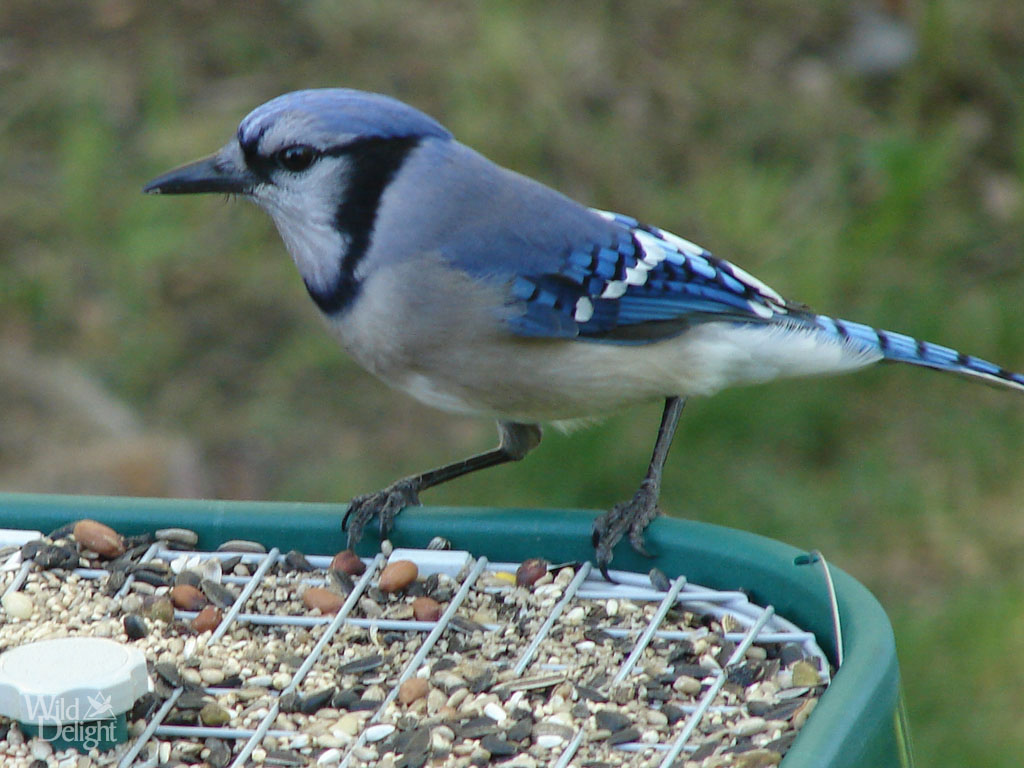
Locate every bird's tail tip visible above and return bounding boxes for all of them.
[819,315,1024,394]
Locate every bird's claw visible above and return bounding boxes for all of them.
[342,478,421,548]
[592,480,661,582]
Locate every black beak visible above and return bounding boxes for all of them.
[143,150,256,195]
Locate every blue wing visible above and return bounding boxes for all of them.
[491,209,1024,392]
[505,210,811,344]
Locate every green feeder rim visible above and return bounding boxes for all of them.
[0,492,912,767]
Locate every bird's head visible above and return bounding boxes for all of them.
[144,88,450,201]
[144,88,452,311]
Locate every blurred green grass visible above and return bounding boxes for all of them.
[2,1,1024,764]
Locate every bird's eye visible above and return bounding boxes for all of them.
[274,144,319,173]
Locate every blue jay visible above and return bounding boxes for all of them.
[145,88,1024,578]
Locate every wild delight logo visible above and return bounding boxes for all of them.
[20,692,117,749]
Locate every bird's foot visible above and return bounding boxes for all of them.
[342,478,421,548]
[592,479,661,581]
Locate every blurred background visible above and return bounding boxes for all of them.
[2,1,1023,763]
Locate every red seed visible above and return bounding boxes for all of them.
[72,519,125,558]
[515,558,549,587]
[398,677,429,705]
[192,605,222,633]
[330,549,366,576]
[170,584,208,611]
[412,596,442,622]
[379,560,418,593]
[303,587,344,614]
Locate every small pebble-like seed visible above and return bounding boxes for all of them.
[548,710,573,728]
[123,613,148,640]
[594,709,631,733]
[317,748,342,765]
[507,718,532,742]
[432,724,455,743]
[121,593,144,613]
[533,721,573,743]
[732,716,768,736]
[170,584,208,611]
[154,661,184,687]
[379,560,417,593]
[145,595,175,623]
[645,709,668,727]
[330,550,366,576]
[426,688,447,714]
[435,671,467,695]
[412,596,442,621]
[300,687,335,714]
[363,723,395,742]
[272,672,292,690]
[607,726,641,745]
[444,684,468,708]
[673,675,702,695]
[790,660,821,687]
[192,605,223,633]
[206,738,231,768]
[480,734,516,756]
[515,558,548,587]
[648,567,671,591]
[398,677,429,705]
[156,528,200,548]
[284,550,314,572]
[72,519,124,558]
[746,645,769,661]
[303,587,344,614]
[335,714,360,736]
[483,702,507,723]
[535,733,564,749]
[2,591,34,619]
[564,606,586,624]
[217,539,266,553]
[199,702,231,726]
[201,668,226,686]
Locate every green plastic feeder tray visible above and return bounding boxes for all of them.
[0,492,912,767]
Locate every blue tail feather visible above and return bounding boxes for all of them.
[819,315,1024,393]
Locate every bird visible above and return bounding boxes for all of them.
[145,88,1024,579]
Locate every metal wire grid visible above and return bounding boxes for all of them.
[0,533,832,767]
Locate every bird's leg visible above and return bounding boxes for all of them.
[592,396,686,581]
[343,421,542,547]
